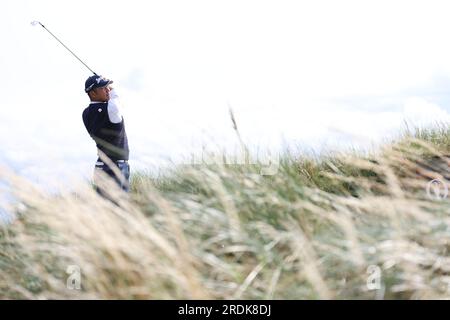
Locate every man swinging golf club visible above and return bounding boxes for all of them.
[31,21,130,194]
[82,75,130,195]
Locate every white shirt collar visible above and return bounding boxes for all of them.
[90,101,107,104]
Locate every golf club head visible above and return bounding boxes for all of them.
[30,21,41,27]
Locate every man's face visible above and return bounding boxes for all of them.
[89,86,110,102]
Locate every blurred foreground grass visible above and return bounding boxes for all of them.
[0,126,449,299]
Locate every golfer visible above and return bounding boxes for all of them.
[82,75,130,194]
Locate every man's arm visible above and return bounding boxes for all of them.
[107,88,123,124]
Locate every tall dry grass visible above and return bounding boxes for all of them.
[0,126,449,299]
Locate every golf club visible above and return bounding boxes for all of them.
[31,21,97,75]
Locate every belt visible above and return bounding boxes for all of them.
[96,160,128,166]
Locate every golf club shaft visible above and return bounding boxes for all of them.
[36,22,97,75]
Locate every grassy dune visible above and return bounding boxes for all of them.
[0,126,449,299]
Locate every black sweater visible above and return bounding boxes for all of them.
[82,102,129,161]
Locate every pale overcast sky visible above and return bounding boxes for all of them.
[1,0,450,191]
